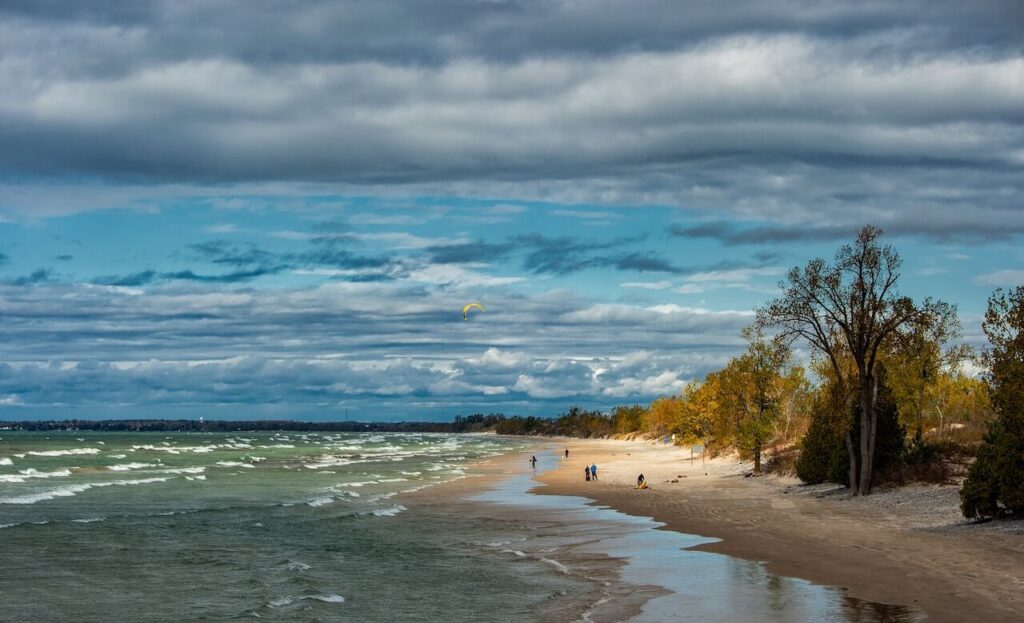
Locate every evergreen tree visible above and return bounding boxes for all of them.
[961,287,1024,518]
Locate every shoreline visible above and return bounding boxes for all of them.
[402,440,938,621]
[531,438,1024,623]
[399,443,656,622]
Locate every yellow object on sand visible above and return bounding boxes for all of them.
[462,302,485,320]
[634,482,649,489]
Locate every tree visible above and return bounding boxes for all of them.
[758,226,938,495]
[884,301,969,442]
[796,382,848,484]
[645,396,683,435]
[611,404,646,434]
[716,326,791,473]
[961,287,1024,518]
[931,372,991,437]
[772,364,813,444]
[675,378,717,443]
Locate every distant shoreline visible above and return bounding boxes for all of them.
[0,419,500,433]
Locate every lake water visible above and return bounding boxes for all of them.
[0,432,920,622]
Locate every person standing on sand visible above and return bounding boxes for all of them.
[590,463,598,480]
[565,448,569,459]
[585,466,590,481]
[530,455,537,469]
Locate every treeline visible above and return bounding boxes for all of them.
[495,228,1021,520]
[491,406,639,437]
[4,414,506,434]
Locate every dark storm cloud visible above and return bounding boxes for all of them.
[0,1,1021,238]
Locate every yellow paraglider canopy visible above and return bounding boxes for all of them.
[462,302,485,320]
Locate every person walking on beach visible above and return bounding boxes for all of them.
[590,463,598,480]
[637,473,645,487]
[584,465,591,481]
[530,455,537,469]
[565,448,569,459]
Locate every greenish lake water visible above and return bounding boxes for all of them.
[0,432,921,622]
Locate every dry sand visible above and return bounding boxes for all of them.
[534,439,1024,623]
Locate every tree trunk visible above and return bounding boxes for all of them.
[858,375,876,496]
[845,431,858,493]
[754,443,761,473]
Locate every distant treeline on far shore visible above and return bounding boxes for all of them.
[2,413,509,434]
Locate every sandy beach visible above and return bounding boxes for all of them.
[527,438,1024,623]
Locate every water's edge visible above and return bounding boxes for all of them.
[446,447,923,623]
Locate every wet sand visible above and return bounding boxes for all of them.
[401,443,936,622]
[533,439,1024,623]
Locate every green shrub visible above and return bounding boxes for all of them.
[795,391,845,484]
[961,413,1024,518]
[960,287,1024,519]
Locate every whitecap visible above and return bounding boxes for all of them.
[159,466,205,475]
[26,448,100,457]
[312,594,345,604]
[540,557,571,574]
[0,468,73,483]
[215,461,255,468]
[0,476,174,505]
[306,496,334,507]
[371,505,405,517]
[72,517,106,523]
[279,560,311,572]
[107,462,158,471]
[0,457,13,466]
[268,597,294,608]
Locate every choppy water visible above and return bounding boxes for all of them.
[0,431,587,622]
[0,433,921,622]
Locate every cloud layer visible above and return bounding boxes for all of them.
[0,2,1019,419]
[0,278,748,417]
[0,1,1021,237]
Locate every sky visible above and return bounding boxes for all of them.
[0,0,1022,421]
